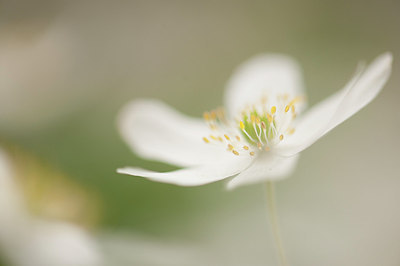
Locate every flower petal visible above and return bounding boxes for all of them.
[226,153,299,190]
[15,221,101,266]
[224,54,305,117]
[276,52,393,156]
[118,99,234,167]
[117,156,253,186]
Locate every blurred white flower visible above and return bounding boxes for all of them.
[0,148,101,266]
[117,53,392,189]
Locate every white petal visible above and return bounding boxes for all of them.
[224,54,305,117]
[118,99,234,167]
[13,221,101,266]
[276,52,393,156]
[117,156,253,186]
[226,153,299,190]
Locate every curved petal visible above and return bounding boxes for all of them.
[117,156,253,186]
[226,153,299,190]
[118,99,234,167]
[276,52,393,156]
[224,54,305,117]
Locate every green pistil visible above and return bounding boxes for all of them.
[240,110,275,145]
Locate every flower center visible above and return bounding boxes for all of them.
[202,94,303,157]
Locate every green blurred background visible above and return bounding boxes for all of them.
[0,0,399,265]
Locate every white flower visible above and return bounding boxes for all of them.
[0,148,101,266]
[0,147,207,266]
[117,53,392,189]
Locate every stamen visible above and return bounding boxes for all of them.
[240,121,256,142]
[210,135,218,141]
[267,114,273,123]
[261,121,266,130]
[202,93,304,157]
[216,107,225,120]
[251,114,256,123]
[210,111,217,120]
[262,127,268,144]
[285,105,290,112]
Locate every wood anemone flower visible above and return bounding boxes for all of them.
[117,53,392,189]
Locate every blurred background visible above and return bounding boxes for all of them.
[0,0,399,265]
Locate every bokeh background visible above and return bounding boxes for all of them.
[0,0,399,265]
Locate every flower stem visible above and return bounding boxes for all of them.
[265,181,288,266]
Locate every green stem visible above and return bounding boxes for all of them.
[265,181,288,266]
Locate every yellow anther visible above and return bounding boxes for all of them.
[251,114,256,123]
[210,135,218,141]
[288,128,295,135]
[235,136,241,141]
[250,151,255,156]
[257,142,262,149]
[271,106,276,114]
[255,116,261,124]
[203,112,210,120]
[243,145,249,150]
[210,124,217,130]
[216,107,225,119]
[203,137,210,143]
[227,144,234,150]
[232,150,239,156]
[218,136,223,142]
[285,97,302,113]
[224,134,230,141]
[210,111,217,120]
[279,134,284,140]
[239,121,245,130]
[261,121,266,130]
[267,114,273,123]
